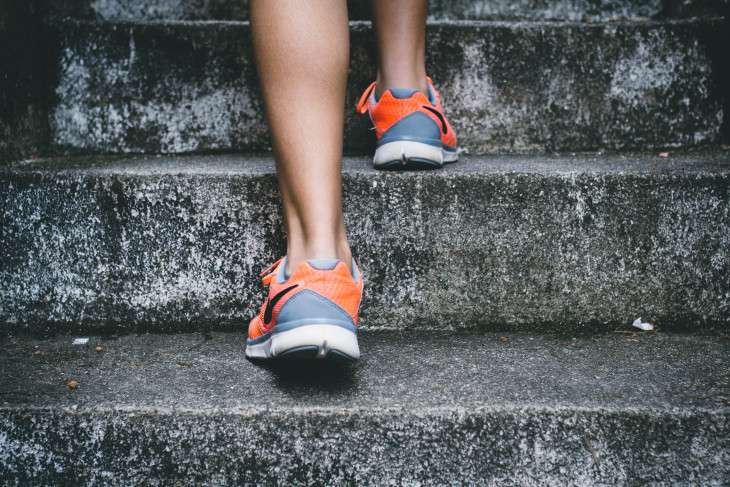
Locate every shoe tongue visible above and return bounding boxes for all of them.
[389,88,420,99]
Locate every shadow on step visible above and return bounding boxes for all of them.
[248,358,359,395]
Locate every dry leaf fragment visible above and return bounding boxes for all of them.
[500,337,507,342]
[67,381,78,389]
[96,346,104,352]
[34,350,41,355]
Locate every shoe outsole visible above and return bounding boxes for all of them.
[373,141,458,170]
[246,324,360,361]
[274,346,357,362]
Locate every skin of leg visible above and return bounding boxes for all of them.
[250,0,352,277]
[369,0,429,99]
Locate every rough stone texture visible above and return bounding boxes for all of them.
[44,0,730,21]
[430,0,729,21]
[1,331,728,486]
[44,19,727,156]
[0,0,48,164]
[45,20,269,155]
[1,153,728,335]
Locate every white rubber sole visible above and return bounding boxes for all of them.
[373,140,458,168]
[246,324,360,361]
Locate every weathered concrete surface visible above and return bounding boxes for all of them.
[430,0,729,21]
[44,0,729,21]
[1,331,728,486]
[1,153,728,335]
[44,19,727,156]
[0,0,48,164]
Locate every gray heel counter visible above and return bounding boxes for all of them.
[277,289,354,327]
[381,111,441,142]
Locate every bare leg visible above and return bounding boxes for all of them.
[369,0,429,99]
[250,0,351,276]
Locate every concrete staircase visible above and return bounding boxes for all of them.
[1,0,729,485]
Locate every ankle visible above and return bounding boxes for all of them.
[375,72,428,99]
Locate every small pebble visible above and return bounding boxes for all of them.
[500,337,507,342]
[571,343,576,347]
[96,346,104,352]
[34,350,41,355]
[67,381,78,389]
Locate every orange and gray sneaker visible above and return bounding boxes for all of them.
[246,257,363,361]
[357,77,457,170]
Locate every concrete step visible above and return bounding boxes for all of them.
[2,152,728,335]
[45,0,729,22]
[44,19,728,155]
[1,330,728,485]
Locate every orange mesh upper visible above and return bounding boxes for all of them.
[249,259,363,339]
[357,77,456,148]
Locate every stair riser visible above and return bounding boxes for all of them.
[1,409,727,486]
[46,20,727,156]
[45,0,729,21]
[2,159,728,334]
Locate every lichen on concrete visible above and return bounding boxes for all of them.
[421,20,725,153]
[45,19,726,156]
[1,153,728,335]
[47,21,269,155]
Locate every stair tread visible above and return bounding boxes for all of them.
[11,151,730,174]
[4,329,727,484]
[49,17,723,25]
[44,0,727,22]
[2,330,728,412]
